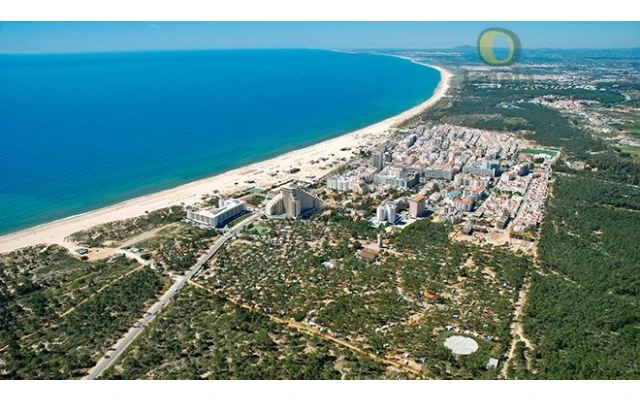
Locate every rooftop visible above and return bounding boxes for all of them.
[194,199,245,218]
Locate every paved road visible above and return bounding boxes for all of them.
[83,213,261,380]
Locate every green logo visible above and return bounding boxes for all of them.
[477,28,521,66]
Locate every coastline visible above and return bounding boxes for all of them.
[0,61,452,254]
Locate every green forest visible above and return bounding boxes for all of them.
[103,287,405,380]
[0,246,167,379]
[523,176,640,379]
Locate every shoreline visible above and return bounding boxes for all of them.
[0,60,452,254]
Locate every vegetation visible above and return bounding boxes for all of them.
[227,212,252,228]
[615,145,640,158]
[523,176,640,379]
[103,286,407,380]
[1,258,167,379]
[196,217,531,379]
[401,63,639,379]
[138,223,219,273]
[520,148,558,157]
[68,206,185,247]
[0,245,137,340]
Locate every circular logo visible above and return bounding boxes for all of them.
[477,28,521,66]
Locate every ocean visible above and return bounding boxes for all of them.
[0,49,440,235]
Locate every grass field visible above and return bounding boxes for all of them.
[227,212,253,227]
[247,225,271,235]
[616,145,640,157]
[520,148,558,157]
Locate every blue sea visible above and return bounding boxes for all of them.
[0,49,440,235]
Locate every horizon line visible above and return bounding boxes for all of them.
[1,45,640,56]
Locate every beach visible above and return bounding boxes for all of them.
[0,62,452,254]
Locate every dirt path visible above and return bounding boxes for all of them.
[188,281,423,377]
[501,277,534,377]
[118,225,173,248]
[395,275,417,304]
[500,258,575,377]
[0,265,146,352]
[58,265,145,318]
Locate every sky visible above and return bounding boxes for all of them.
[0,22,639,54]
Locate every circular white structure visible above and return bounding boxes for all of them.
[444,335,479,355]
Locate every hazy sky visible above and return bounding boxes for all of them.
[1,22,639,53]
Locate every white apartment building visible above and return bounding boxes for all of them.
[186,198,247,228]
[376,203,397,224]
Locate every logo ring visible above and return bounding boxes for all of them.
[477,28,521,66]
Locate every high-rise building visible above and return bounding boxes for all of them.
[372,150,384,171]
[409,194,426,218]
[376,203,397,224]
[385,203,396,223]
[424,163,455,180]
[265,194,286,216]
[266,184,321,219]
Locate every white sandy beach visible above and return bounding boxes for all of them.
[0,62,452,254]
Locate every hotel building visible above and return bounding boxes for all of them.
[266,184,322,219]
[186,198,247,228]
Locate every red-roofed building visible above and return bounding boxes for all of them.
[409,194,426,218]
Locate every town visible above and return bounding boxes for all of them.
[2,42,638,382]
[183,123,555,256]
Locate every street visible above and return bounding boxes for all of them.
[82,212,260,380]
